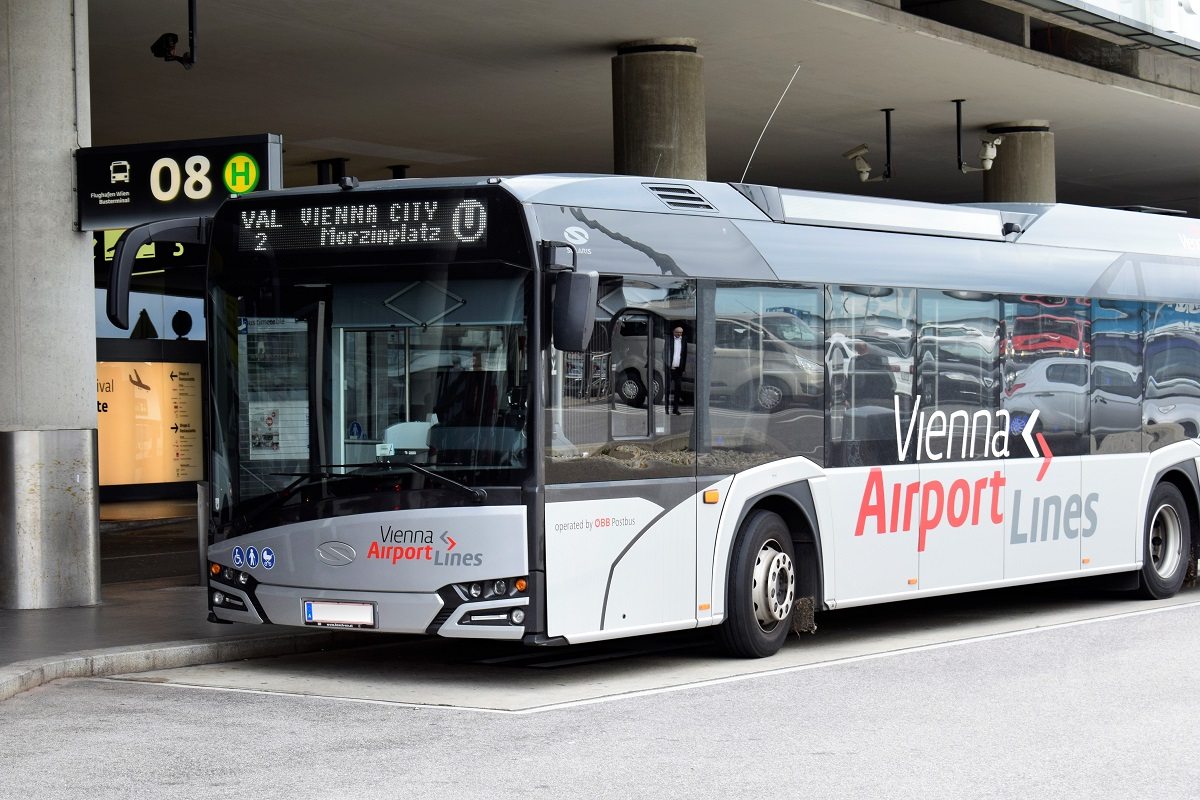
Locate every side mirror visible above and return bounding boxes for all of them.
[552,271,598,352]
[107,216,211,329]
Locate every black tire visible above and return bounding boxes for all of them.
[617,370,647,407]
[717,510,796,658]
[1138,482,1191,599]
[752,378,787,413]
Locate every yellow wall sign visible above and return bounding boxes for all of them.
[223,152,260,194]
[97,361,204,486]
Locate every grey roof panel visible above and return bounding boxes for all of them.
[1000,203,1200,259]
[501,174,772,220]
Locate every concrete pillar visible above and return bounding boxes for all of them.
[612,38,707,180]
[983,121,1055,204]
[0,0,100,608]
[313,157,348,185]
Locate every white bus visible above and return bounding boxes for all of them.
[107,175,1200,657]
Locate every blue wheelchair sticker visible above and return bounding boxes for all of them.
[232,546,245,568]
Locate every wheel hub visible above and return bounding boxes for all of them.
[758,383,783,410]
[751,540,794,630]
[1149,502,1182,579]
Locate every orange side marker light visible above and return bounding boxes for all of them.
[703,490,720,504]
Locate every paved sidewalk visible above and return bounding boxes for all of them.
[0,501,367,701]
[0,577,364,701]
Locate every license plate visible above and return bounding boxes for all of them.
[303,600,376,629]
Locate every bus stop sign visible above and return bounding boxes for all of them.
[76,134,282,231]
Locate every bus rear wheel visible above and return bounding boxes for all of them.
[718,510,795,658]
[1138,482,1191,599]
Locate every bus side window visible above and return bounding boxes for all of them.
[1146,302,1200,450]
[826,285,915,467]
[704,283,825,471]
[1002,296,1091,457]
[916,290,1001,462]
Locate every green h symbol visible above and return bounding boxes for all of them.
[226,154,257,191]
[230,160,252,183]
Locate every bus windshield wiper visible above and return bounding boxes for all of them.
[326,462,488,504]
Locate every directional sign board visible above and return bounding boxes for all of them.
[77,134,282,231]
[96,361,203,485]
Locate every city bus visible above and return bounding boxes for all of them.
[106,174,1200,658]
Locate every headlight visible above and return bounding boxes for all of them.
[794,353,820,371]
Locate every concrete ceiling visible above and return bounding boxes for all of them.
[87,0,1200,214]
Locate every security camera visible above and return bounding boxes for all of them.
[977,137,1002,170]
[151,32,193,69]
[842,144,875,182]
[960,136,1003,174]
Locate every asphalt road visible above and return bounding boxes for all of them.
[4,583,1200,799]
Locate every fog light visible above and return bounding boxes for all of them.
[510,608,526,625]
[469,583,482,598]
[493,580,507,596]
[238,572,250,585]
[212,591,226,606]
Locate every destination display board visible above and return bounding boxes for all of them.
[212,185,532,270]
[235,196,489,253]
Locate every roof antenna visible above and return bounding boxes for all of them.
[741,63,802,184]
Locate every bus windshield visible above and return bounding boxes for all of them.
[208,263,532,536]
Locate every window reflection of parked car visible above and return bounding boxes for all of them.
[1010,314,1090,358]
[917,359,998,405]
[611,315,665,408]
[710,314,822,411]
[827,333,912,405]
[611,311,822,412]
[1144,331,1200,439]
[916,321,999,405]
[1003,357,1140,438]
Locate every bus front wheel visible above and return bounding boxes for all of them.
[1138,482,1191,599]
[717,510,795,658]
